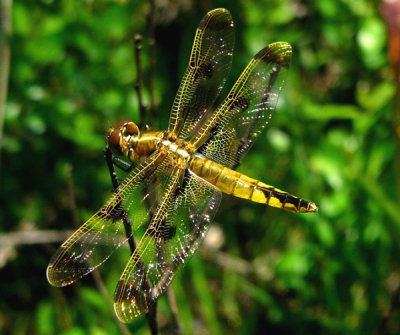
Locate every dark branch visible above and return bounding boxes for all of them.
[134,34,147,129]
[104,147,137,254]
[147,0,158,128]
[104,147,159,334]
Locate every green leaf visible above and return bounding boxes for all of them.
[357,18,386,69]
[35,301,56,335]
[356,81,396,111]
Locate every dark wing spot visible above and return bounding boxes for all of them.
[231,96,250,111]
[158,225,177,240]
[147,219,177,241]
[209,124,220,136]
[109,203,126,220]
[172,168,191,200]
[193,62,213,81]
[198,62,213,78]
[254,42,292,67]
[172,186,184,200]
[99,202,126,222]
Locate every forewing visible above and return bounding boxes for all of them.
[114,170,221,322]
[168,8,234,140]
[46,153,167,287]
[193,42,292,169]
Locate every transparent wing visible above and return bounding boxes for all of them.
[114,169,221,322]
[168,8,234,140]
[46,152,167,287]
[193,42,292,169]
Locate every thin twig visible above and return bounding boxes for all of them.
[376,282,400,334]
[66,165,80,227]
[0,229,74,247]
[201,249,254,277]
[147,0,158,128]
[104,147,137,254]
[134,31,154,231]
[0,227,255,277]
[92,270,132,335]
[166,287,183,335]
[0,0,12,167]
[134,34,147,129]
[394,68,400,222]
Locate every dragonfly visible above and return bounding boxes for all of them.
[47,8,318,323]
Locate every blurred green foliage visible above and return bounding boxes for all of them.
[1,0,398,334]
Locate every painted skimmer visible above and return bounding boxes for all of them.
[47,8,318,323]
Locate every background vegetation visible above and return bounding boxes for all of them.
[0,0,398,334]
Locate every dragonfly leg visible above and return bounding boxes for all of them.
[112,156,135,172]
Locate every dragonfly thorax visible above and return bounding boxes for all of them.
[107,120,194,163]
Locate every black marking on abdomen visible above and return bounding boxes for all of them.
[258,185,306,212]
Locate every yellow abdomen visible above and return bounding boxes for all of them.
[189,155,317,213]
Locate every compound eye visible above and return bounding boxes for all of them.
[108,129,122,152]
[115,120,131,129]
[125,122,139,136]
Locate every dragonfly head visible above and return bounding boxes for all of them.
[107,120,140,160]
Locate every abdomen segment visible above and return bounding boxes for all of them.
[189,155,318,213]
